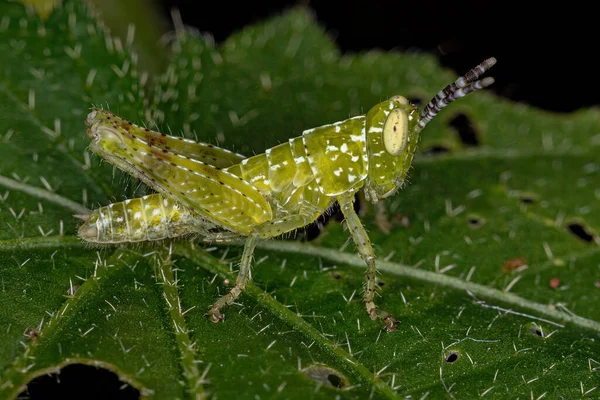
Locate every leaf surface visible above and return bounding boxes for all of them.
[1,2,599,399]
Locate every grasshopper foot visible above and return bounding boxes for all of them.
[369,307,399,332]
[382,314,399,332]
[207,307,225,323]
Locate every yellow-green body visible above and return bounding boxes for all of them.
[80,99,418,243]
[79,58,496,329]
[79,193,238,244]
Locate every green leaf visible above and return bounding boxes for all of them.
[1,1,600,399]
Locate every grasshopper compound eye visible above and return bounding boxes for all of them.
[383,108,409,156]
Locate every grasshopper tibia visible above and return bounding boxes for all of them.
[207,235,258,322]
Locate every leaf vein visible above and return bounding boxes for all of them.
[256,241,600,334]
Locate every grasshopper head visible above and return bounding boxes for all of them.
[364,58,496,202]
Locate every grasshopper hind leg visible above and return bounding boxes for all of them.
[338,194,399,332]
[208,235,258,322]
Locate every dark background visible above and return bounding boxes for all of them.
[156,1,595,113]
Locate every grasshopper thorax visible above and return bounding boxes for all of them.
[363,58,496,202]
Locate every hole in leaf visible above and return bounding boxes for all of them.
[518,194,537,204]
[467,214,485,229]
[408,97,423,106]
[422,144,451,155]
[567,221,594,243]
[527,323,547,338]
[303,365,349,389]
[330,271,343,280]
[449,113,480,146]
[530,327,545,337]
[444,351,459,363]
[327,373,344,388]
[20,364,140,400]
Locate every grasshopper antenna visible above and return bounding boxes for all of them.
[418,57,496,130]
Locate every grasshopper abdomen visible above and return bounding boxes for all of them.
[78,193,213,243]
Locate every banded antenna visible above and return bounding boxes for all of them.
[418,57,496,130]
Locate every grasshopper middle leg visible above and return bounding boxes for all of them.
[207,206,324,322]
[338,194,398,332]
[208,235,258,322]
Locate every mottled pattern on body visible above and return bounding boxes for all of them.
[79,193,227,243]
[302,116,368,195]
[79,57,496,329]
[83,109,272,234]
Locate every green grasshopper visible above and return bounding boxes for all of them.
[79,58,496,331]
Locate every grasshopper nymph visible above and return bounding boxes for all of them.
[79,58,496,331]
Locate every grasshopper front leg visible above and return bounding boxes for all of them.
[338,194,398,332]
[208,235,258,322]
